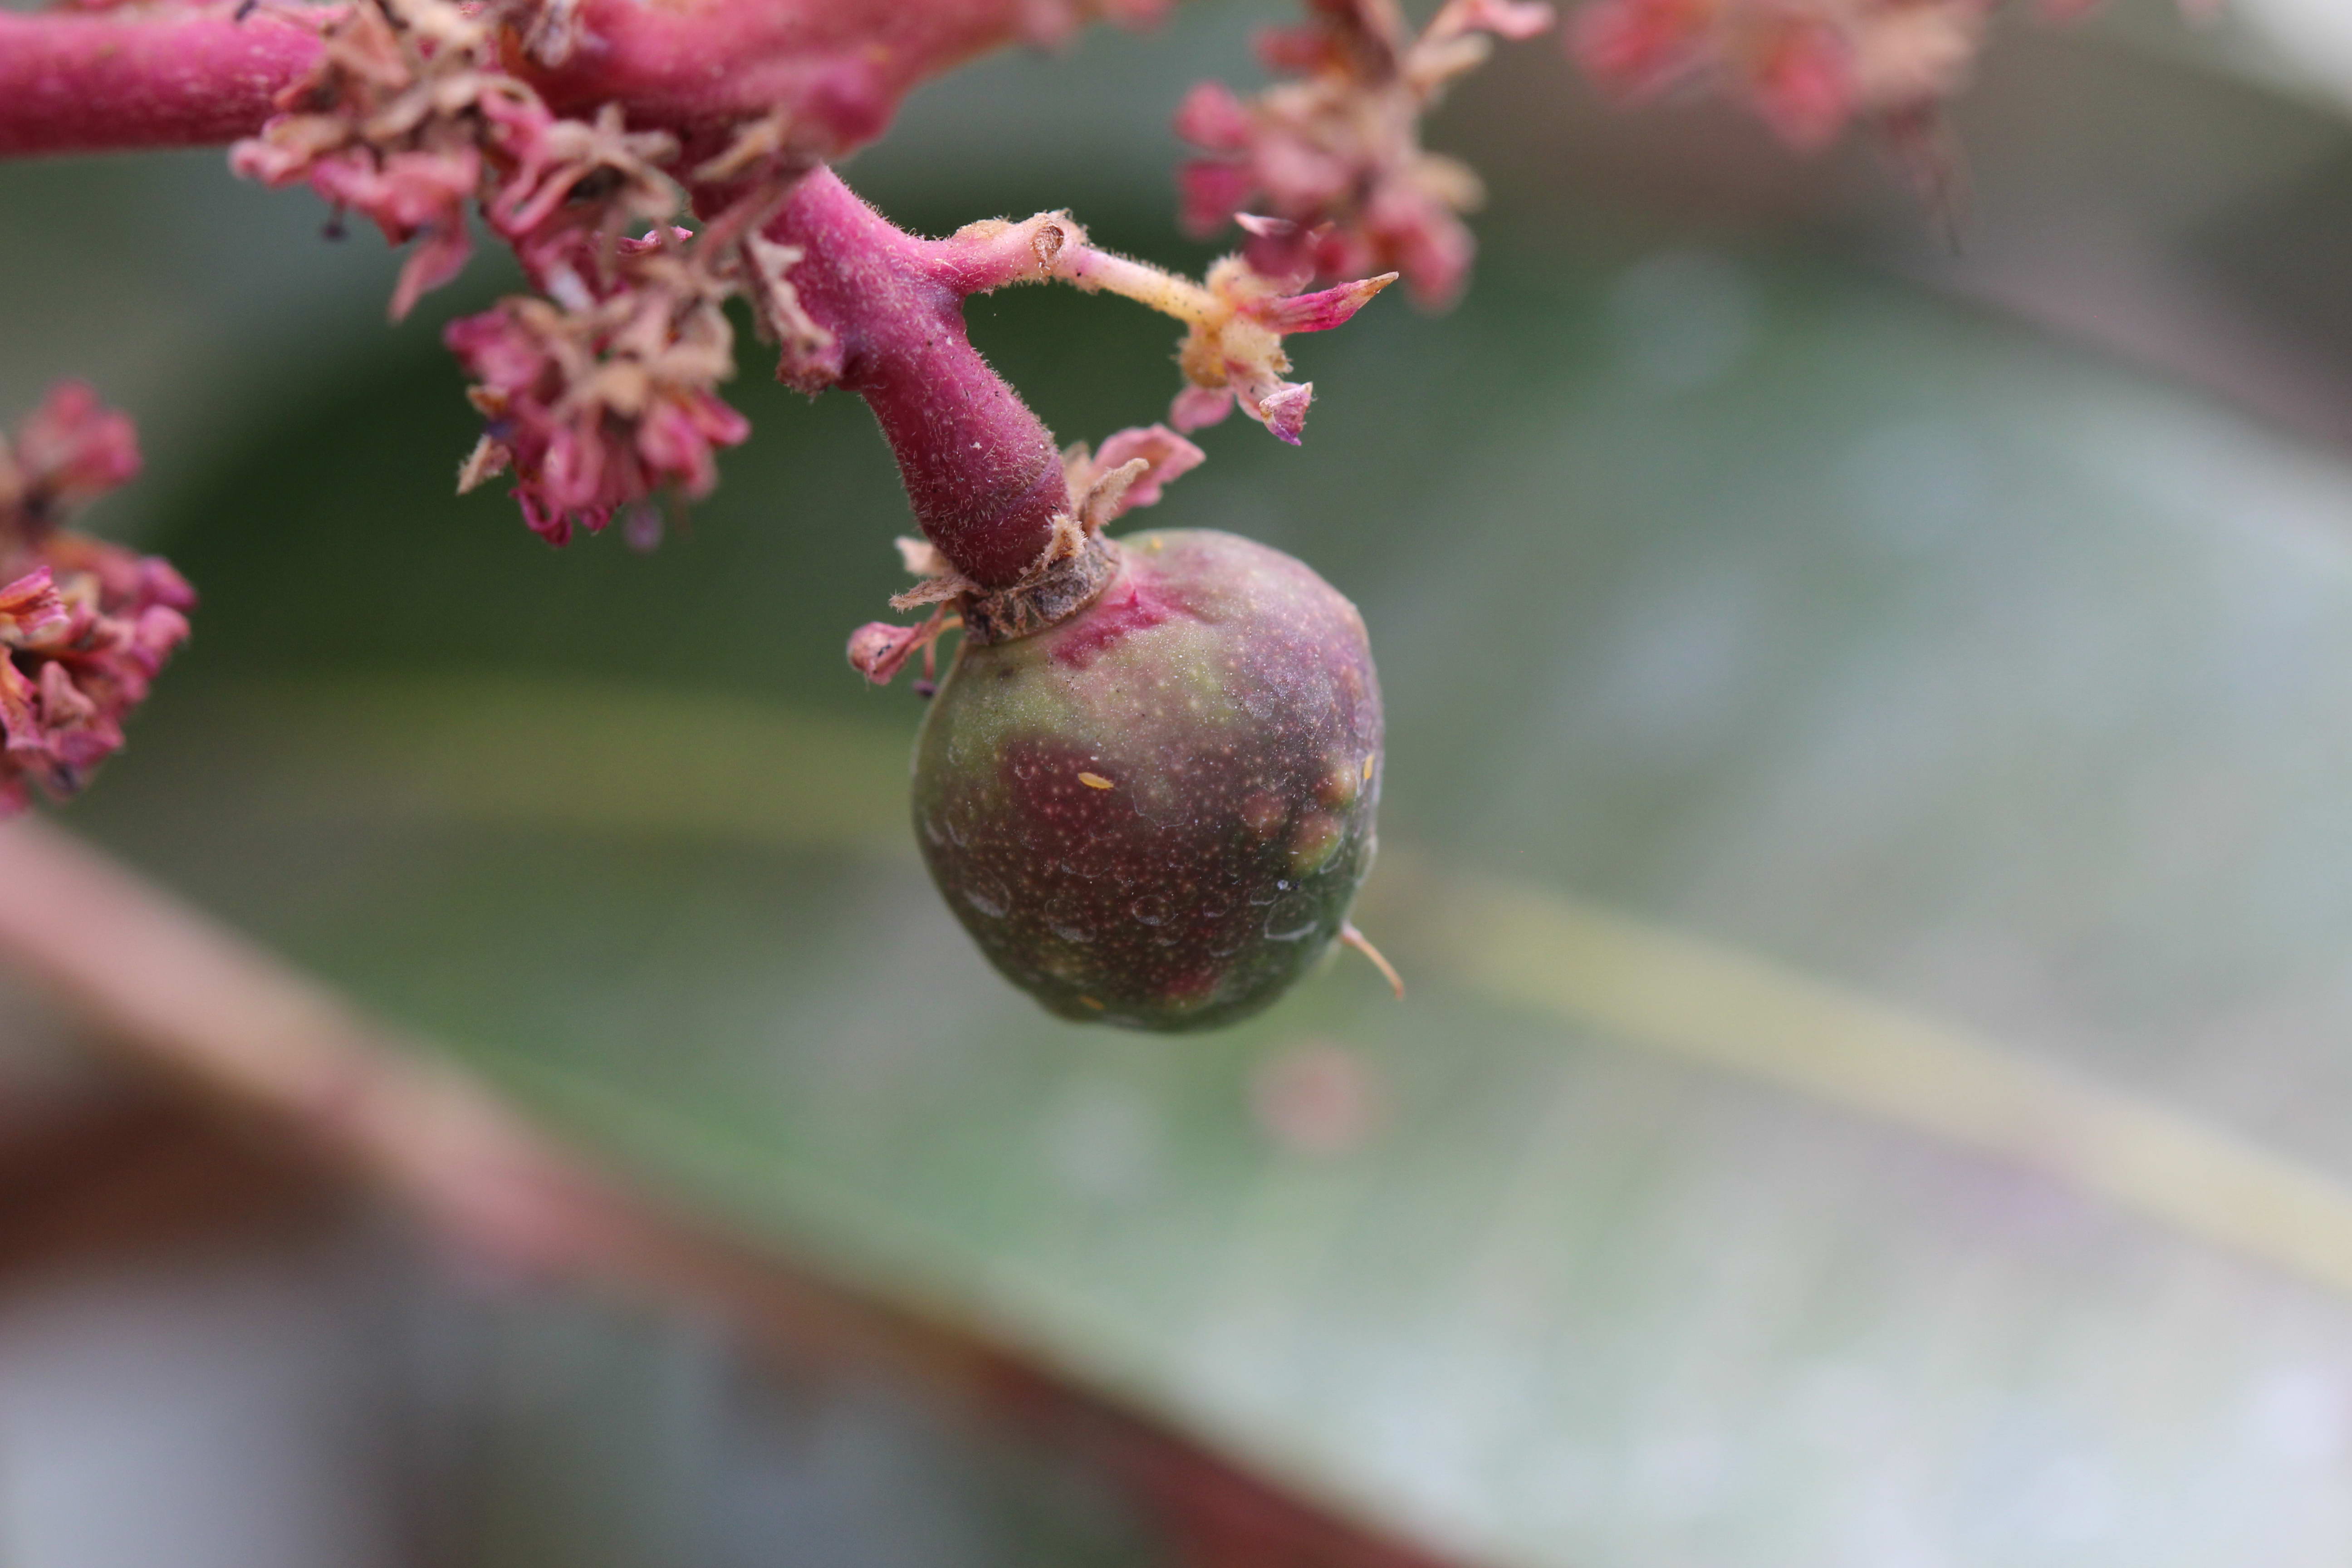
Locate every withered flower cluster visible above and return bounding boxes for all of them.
[1176,0,1555,309]
[0,384,191,816]
[232,0,816,544]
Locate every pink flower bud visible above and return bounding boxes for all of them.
[848,621,925,684]
[1243,273,1398,334]
[12,381,139,507]
[1253,382,1313,446]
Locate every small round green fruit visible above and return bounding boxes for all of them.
[913,529,1382,1031]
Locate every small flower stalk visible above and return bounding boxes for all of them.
[1164,257,1398,442]
[0,385,192,817]
[941,207,1401,444]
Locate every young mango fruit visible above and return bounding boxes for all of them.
[913,529,1382,1031]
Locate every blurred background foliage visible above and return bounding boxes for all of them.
[15,1,2352,1564]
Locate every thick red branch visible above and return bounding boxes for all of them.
[0,0,1160,162]
[765,168,1068,589]
[524,0,1107,148]
[0,5,323,157]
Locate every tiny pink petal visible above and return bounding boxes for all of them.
[15,382,141,501]
[1169,385,1235,433]
[1246,272,1399,333]
[513,488,573,545]
[1092,424,1207,511]
[390,224,476,322]
[848,621,924,685]
[1177,160,1259,238]
[1253,382,1313,445]
[1173,81,1256,151]
[0,569,70,648]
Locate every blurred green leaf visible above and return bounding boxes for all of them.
[60,216,2352,1568]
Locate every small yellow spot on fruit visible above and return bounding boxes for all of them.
[1147,536,1165,552]
[1361,755,1374,783]
[1078,995,1106,1010]
[1290,811,1344,875]
[1078,771,1115,789]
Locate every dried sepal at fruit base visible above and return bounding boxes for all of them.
[846,422,1207,688]
[0,385,191,817]
[1176,0,1555,309]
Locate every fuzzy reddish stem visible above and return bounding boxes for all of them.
[767,167,1066,589]
[524,0,1072,147]
[0,5,325,157]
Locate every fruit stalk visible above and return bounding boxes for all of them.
[764,167,1069,589]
